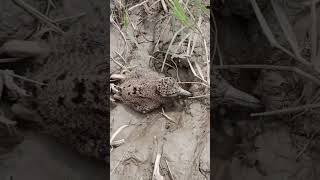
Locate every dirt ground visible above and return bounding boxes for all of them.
[110,0,210,179]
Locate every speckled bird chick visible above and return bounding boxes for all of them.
[111,69,192,113]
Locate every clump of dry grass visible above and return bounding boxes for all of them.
[149,0,211,101]
[111,0,210,99]
[161,0,210,85]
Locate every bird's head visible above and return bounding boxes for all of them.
[157,77,192,97]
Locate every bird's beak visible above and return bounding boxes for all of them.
[176,87,192,96]
[223,86,262,108]
[110,74,126,81]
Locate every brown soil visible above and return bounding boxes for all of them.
[110,1,210,179]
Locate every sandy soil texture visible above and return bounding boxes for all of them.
[110,0,210,179]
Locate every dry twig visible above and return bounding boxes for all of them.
[12,0,64,34]
[152,136,164,180]
[295,131,318,161]
[214,64,320,86]
[128,0,149,11]
[161,108,176,124]
[250,0,320,73]
[251,103,320,117]
[310,0,318,64]
[110,125,129,150]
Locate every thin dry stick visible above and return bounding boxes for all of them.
[183,0,190,8]
[250,0,277,46]
[191,15,204,55]
[149,56,176,69]
[271,0,304,61]
[111,139,125,147]
[150,0,161,8]
[110,15,128,57]
[169,58,181,82]
[303,0,320,6]
[153,154,164,180]
[128,0,149,11]
[192,14,210,84]
[189,25,199,57]
[9,73,47,86]
[214,64,320,86]
[190,67,208,83]
[250,0,318,73]
[187,58,201,79]
[186,33,192,55]
[194,61,205,81]
[36,11,85,37]
[12,0,64,34]
[217,43,224,65]
[45,0,52,16]
[188,16,202,56]
[251,103,320,117]
[143,2,153,14]
[0,58,24,63]
[161,108,176,124]
[161,26,187,72]
[110,56,126,69]
[211,10,218,62]
[310,88,320,104]
[160,0,168,12]
[203,38,210,84]
[190,18,206,82]
[114,0,125,9]
[188,33,202,65]
[188,94,209,99]
[165,159,175,180]
[171,53,191,59]
[110,125,129,145]
[48,0,56,8]
[42,0,54,30]
[184,34,202,80]
[152,136,164,180]
[111,152,127,175]
[54,12,86,23]
[295,131,317,160]
[114,50,127,64]
[32,27,57,37]
[183,1,196,23]
[178,81,208,87]
[311,0,318,64]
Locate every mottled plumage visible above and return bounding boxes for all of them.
[112,69,191,113]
